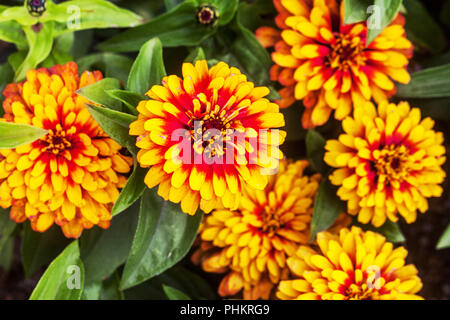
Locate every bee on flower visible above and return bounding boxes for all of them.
[324,101,446,226]
[277,226,423,300]
[256,0,413,128]
[0,62,132,238]
[129,60,286,215]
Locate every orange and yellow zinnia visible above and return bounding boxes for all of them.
[277,226,423,300]
[129,60,286,215]
[324,101,445,226]
[192,160,324,299]
[256,0,413,128]
[0,62,132,238]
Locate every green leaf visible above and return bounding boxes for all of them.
[120,189,203,290]
[0,20,26,45]
[15,22,54,82]
[123,265,217,300]
[112,165,147,216]
[0,63,14,111]
[0,122,48,149]
[437,224,450,249]
[403,0,446,54]
[210,0,239,26]
[76,78,122,111]
[80,203,140,284]
[97,0,217,52]
[100,272,124,300]
[366,0,402,45]
[127,38,166,96]
[228,21,272,86]
[21,223,71,278]
[306,130,327,174]
[106,90,144,116]
[163,285,191,300]
[77,53,134,85]
[185,47,206,63]
[85,104,138,155]
[46,0,143,36]
[396,63,450,98]
[237,0,276,31]
[0,208,16,253]
[343,0,373,25]
[0,6,37,26]
[30,241,84,300]
[310,178,346,241]
[353,219,405,243]
[0,236,13,271]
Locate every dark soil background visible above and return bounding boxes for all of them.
[0,0,450,300]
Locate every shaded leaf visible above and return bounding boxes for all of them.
[343,0,373,25]
[77,53,134,85]
[306,130,327,174]
[21,223,71,278]
[185,47,206,63]
[396,63,450,98]
[310,178,346,241]
[120,189,203,290]
[353,219,405,243]
[86,104,138,155]
[98,0,217,52]
[112,165,147,216]
[100,272,124,300]
[0,20,26,45]
[106,89,144,115]
[80,202,140,284]
[127,38,166,96]
[0,122,48,149]
[76,78,122,111]
[30,241,84,300]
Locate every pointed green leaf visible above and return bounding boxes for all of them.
[163,285,191,300]
[85,104,138,155]
[76,78,122,111]
[0,20,26,45]
[0,122,48,149]
[310,178,346,241]
[185,47,206,63]
[127,38,166,96]
[120,189,203,290]
[106,89,144,116]
[97,0,217,52]
[30,241,84,300]
[396,63,450,98]
[0,208,16,254]
[306,130,327,174]
[437,224,450,249]
[343,0,373,25]
[15,22,54,82]
[210,0,239,26]
[353,219,405,243]
[112,165,147,216]
[366,0,402,45]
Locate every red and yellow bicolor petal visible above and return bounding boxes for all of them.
[255,0,413,128]
[192,159,351,299]
[0,62,132,238]
[324,101,445,226]
[277,226,423,300]
[130,60,286,215]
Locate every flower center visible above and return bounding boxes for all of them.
[260,191,283,236]
[328,33,366,70]
[41,124,74,155]
[373,144,410,181]
[345,283,377,300]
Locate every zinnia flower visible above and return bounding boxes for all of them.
[277,226,423,300]
[129,60,286,215]
[324,101,445,226]
[0,62,132,238]
[192,159,350,299]
[255,0,413,128]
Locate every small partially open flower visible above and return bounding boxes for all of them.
[192,160,350,299]
[0,62,132,238]
[196,4,218,26]
[27,0,46,17]
[324,101,446,226]
[256,0,413,128]
[130,60,286,215]
[277,226,423,300]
